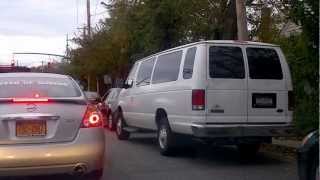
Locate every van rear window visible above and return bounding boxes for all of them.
[0,77,81,98]
[209,46,245,79]
[247,48,283,80]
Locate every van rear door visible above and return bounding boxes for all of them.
[206,45,247,124]
[245,46,289,124]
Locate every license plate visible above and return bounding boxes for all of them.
[16,120,47,137]
[252,93,276,108]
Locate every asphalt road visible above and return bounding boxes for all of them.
[101,130,298,180]
[3,129,299,180]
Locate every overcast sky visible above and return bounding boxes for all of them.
[0,0,108,67]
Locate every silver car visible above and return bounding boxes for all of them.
[0,73,105,178]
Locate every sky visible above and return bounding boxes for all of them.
[0,0,109,67]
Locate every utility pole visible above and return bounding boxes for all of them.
[86,0,91,38]
[86,0,91,91]
[41,60,44,73]
[236,0,249,41]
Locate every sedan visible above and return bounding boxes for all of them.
[0,73,105,179]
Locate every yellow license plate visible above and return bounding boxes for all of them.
[16,121,47,137]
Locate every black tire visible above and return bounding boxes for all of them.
[237,143,260,158]
[310,158,319,180]
[115,112,130,140]
[157,117,177,156]
[108,113,116,131]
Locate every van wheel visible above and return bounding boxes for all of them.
[237,143,260,158]
[157,117,176,156]
[116,113,130,140]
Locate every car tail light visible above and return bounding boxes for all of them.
[12,98,49,103]
[192,89,205,110]
[288,90,294,111]
[81,105,103,128]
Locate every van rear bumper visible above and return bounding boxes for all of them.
[191,123,294,138]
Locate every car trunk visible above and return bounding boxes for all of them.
[0,101,87,145]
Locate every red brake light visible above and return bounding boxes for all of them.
[192,89,205,110]
[81,105,103,128]
[12,98,49,102]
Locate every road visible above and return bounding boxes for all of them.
[101,130,298,180]
[5,129,299,180]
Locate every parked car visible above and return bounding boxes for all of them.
[298,130,319,180]
[102,88,122,130]
[116,40,294,156]
[0,73,105,179]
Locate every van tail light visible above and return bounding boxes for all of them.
[81,105,103,128]
[192,89,205,110]
[288,91,294,111]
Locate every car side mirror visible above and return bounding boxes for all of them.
[123,79,133,89]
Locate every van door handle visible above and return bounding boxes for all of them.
[277,109,283,113]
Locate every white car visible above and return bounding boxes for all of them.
[116,40,294,156]
[102,88,122,130]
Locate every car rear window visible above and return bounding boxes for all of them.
[246,48,283,79]
[0,77,81,98]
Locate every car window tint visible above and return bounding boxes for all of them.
[136,57,155,86]
[209,46,245,79]
[183,47,197,79]
[152,50,182,84]
[247,48,283,79]
[0,77,81,98]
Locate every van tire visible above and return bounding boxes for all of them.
[237,143,260,158]
[116,112,130,140]
[157,117,176,156]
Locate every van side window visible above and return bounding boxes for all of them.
[152,50,182,84]
[126,63,138,85]
[183,47,197,79]
[136,57,155,86]
[247,48,283,79]
[209,46,245,79]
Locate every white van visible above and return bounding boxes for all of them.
[116,40,294,156]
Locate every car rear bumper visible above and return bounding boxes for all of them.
[0,128,105,177]
[191,123,294,138]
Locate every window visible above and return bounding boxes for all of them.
[136,57,155,86]
[152,51,183,84]
[106,90,115,101]
[247,48,283,79]
[183,47,197,79]
[209,46,245,79]
[0,77,81,98]
[126,63,139,85]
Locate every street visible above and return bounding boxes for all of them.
[101,130,298,180]
[2,129,299,180]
